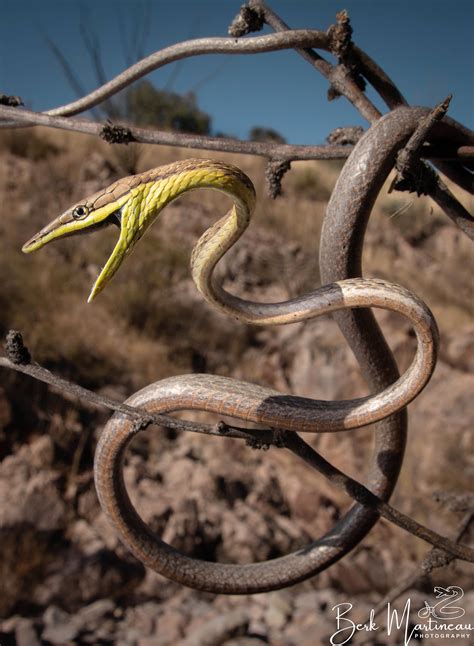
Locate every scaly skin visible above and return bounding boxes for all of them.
[23,108,465,592]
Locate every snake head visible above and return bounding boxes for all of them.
[22,179,145,302]
[22,159,256,303]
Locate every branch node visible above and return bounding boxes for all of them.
[4,330,31,365]
[245,438,270,451]
[132,415,154,433]
[420,548,454,573]
[432,490,474,513]
[228,3,265,37]
[0,94,24,107]
[327,84,342,102]
[326,10,366,99]
[390,161,438,197]
[389,96,452,196]
[101,121,136,145]
[265,159,291,198]
[327,10,353,59]
[327,125,364,146]
[273,428,289,448]
[216,420,230,435]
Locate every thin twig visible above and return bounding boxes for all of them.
[351,45,407,109]
[429,178,474,240]
[387,97,474,239]
[249,1,382,123]
[433,159,474,194]
[283,432,474,563]
[0,355,277,444]
[390,96,453,195]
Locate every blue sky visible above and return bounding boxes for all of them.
[1,0,472,144]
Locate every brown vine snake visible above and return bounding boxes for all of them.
[23,106,473,593]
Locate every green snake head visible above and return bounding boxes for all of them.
[21,177,140,301]
[22,159,256,302]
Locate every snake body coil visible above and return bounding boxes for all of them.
[22,107,473,593]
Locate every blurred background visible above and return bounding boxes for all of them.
[0,1,473,644]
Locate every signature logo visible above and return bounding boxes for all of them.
[418,585,465,620]
[330,585,472,646]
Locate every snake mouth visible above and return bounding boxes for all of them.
[22,211,122,254]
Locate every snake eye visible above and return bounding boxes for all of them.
[72,205,89,220]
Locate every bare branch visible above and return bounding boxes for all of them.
[0,354,277,444]
[0,104,352,160]
[249,1,380,122]
[429,178,474,239]
[283,432,474,563]
[387,97,474,239]
[1,105,472,165]
[249,1,407,114]
[1,31,336,124]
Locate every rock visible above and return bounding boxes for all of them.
[284,608,334,646]
[444,325,474,372]
[0,439,65,531]
[15,618,41,646]
[226,640,268,646]
[29,434,55,469]
[0,438,67,616]
[33,548,145,610]
[42,606,79,644]
[68,519,105,556]
[181,609,249,646]
[76,598,116,630]
[264,591,292,631]
[119,601,160,639]
[136,607,184,645]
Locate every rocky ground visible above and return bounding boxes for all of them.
[0,131,472,644]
